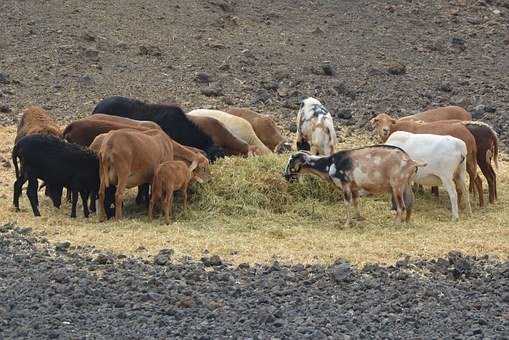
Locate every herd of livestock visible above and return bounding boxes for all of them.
[11,95,499,225]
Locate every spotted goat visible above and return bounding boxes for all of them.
[296,97,337,156]
[283,147,425,226]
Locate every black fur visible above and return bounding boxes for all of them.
[12,134,111,218]
[92,96,225,162]
[296,139,311,152]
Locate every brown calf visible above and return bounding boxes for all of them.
[15,106,61,144]
[284,147,424,225]
[397,106,471,122]
[370,113,484,206]
[187,115,260,156]
[95,128,174,221]
[63,116,160,147]
[225,107,291,153]
[148,160,203,224]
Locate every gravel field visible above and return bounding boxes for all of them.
[1,225,507,339]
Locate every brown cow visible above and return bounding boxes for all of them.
[63,116,160,147]
[95,128,174,221]
[370,113,484,206]
[15,106,61,144]
[439,120,499,204]
[187,115,261,156]
[225,107,292,153]
[397,106,471,122]
[148,160,204,224]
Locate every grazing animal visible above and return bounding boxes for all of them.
[15,106,61,144]
[187,109,272,154]
[385,131,471,221]
[95,128,175,221]
[149,160,205,224]
[296,97,337,156]
[370,113,484,207]
[187,115,261,156]
[397,106,472,122]
[92,96,225,161]
[225,107,292,153]
[283,147,424,225]
[12,134,99,218]
[63,115,160,147]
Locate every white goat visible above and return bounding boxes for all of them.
[385,131,471,221]
[296,97,337,156]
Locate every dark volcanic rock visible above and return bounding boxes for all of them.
[201,83,223,97]
[0,228,507,339]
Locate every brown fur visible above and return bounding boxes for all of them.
[397,106,471,122]
[63,117,160,147]
[149,160,200,224]
[225,107,290,153]
[171,139,211,183]
[15,106,61,144]
[370,114,484,207]
[96,128,175,221]
[187,115,260,156]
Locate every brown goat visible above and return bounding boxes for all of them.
[148,160,203,224]
[187,115,260,156]
[63,116,160,147]
[95,128,175,221]
[225,107,292,153]
[15,106,61,144]
[397,106,472,122]
[370,113,484,207]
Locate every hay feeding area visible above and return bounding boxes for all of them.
[1,125,507,265]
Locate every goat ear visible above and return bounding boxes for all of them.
[189,160,198,172]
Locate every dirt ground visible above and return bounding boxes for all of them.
[0,0,508,146]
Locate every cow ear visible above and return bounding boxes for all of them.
[390,117,397,124]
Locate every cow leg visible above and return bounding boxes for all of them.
[164,191,173,225]
[455,169,472,217]
[114,176,128,220]
[70,191,79,218]
[26,176,40,217]
[89,192,97,214]
[182,187,188,211]
[98,177,107,222]
[148,190,159,221]
[136,184,150,206]
[80,191,90,218]
[431,186,439,197]
[13,172,27,211]
[466,156,484,207]
[351,190,363,221]
[478,159,496,204]
[442,177,459,221]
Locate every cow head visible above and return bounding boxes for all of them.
[274,140,293,154]
[189,157,211,184]
[46,183,64,208]
[370,113,396,141]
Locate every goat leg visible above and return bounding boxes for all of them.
[70,191,78,218]
[26,176,40,217]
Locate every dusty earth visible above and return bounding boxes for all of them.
[1,0,509,338]
[1,225,508,339]
[0,0,508,146]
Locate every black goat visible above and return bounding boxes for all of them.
[12,134,101,218]
[92,96,225,161]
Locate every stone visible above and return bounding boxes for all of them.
[0,73,10,84]
[196,72,211,84]
[201,83,223,97]
[386,62,406,75]
[139,45,162,57]
[321,62,336,76]
[55,241,71,252]
[84,48,99,61]
[330,262,355,283]
[251,89,271,104]
[154,249,174,265]
[94,253,113,265]
[0,104,11,113]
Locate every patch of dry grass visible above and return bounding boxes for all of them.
[1,126,507,265]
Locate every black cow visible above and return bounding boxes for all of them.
[92,96,225,162]
[12,134,113,218]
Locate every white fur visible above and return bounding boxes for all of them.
[385,131,471,221]
[187,109,272,154]
[296,97,337,156]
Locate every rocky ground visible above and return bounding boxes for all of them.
[0,0,508,147]
[1,224,507,339]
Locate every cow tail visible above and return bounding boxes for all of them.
[100,152,110,189]
[11,144,20,179]
[492,136,499,170]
